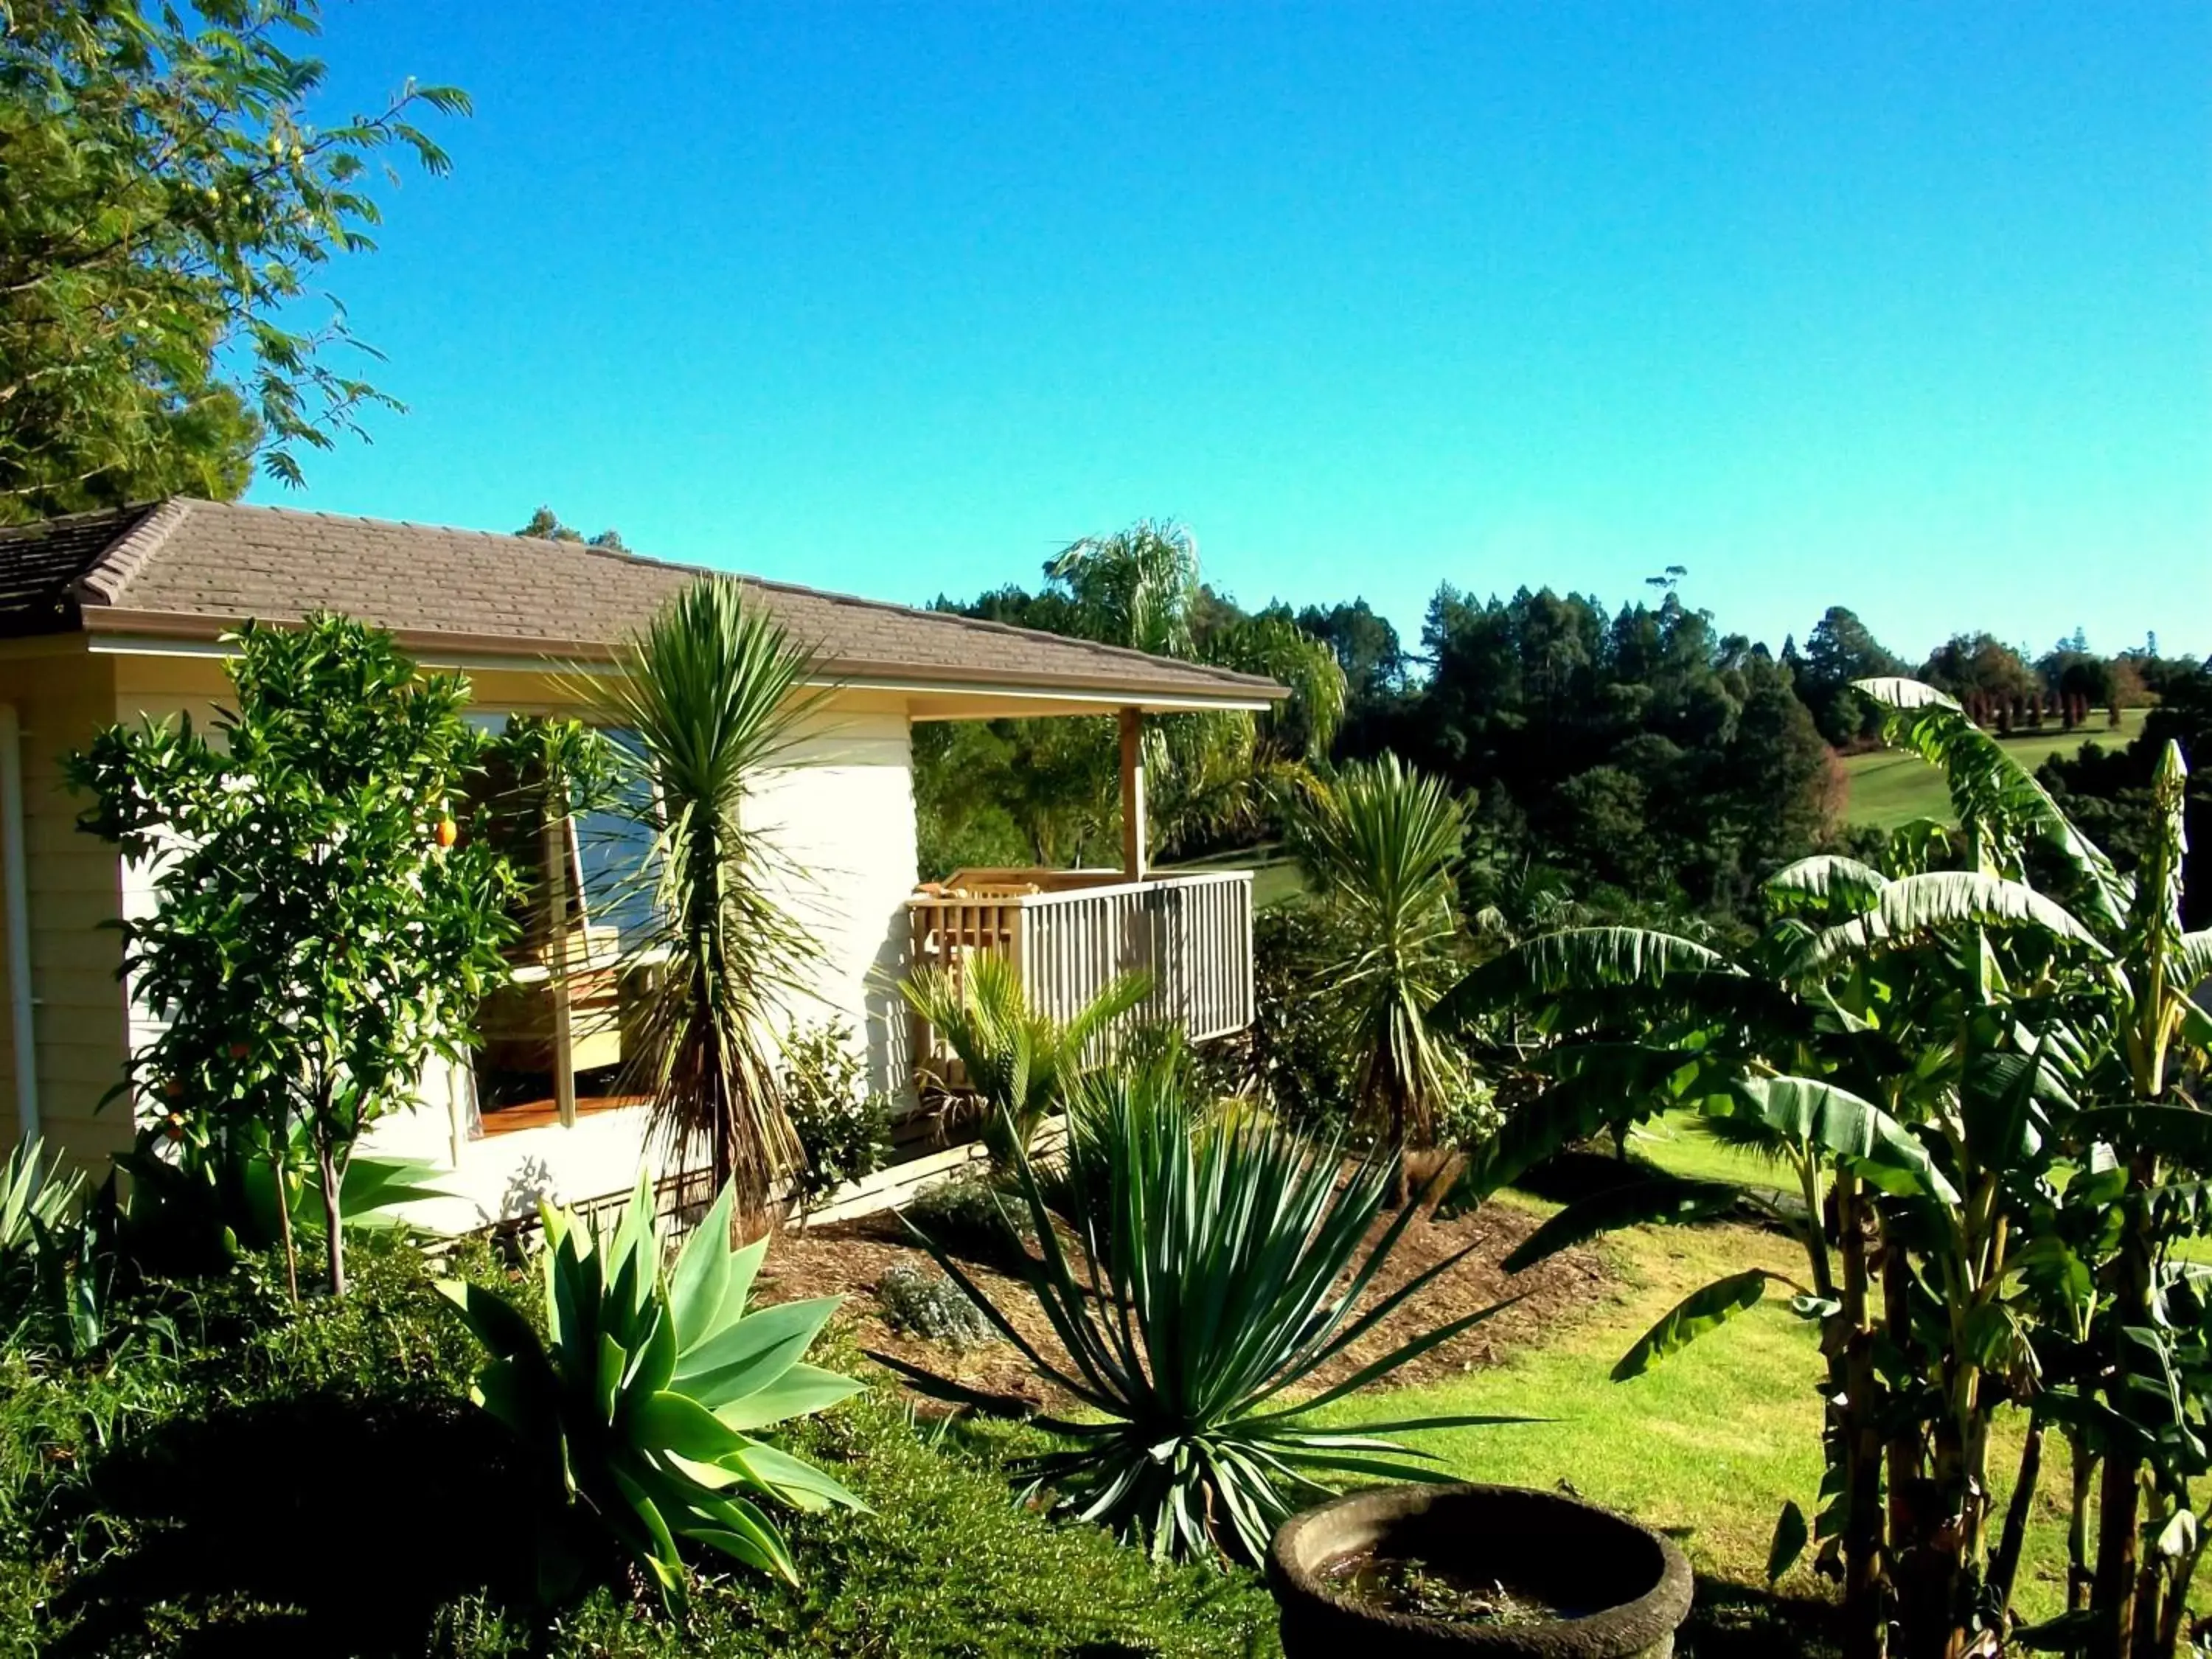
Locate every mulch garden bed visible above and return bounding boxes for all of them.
[757,1194,1614,1415]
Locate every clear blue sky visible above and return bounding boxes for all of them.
[277,2,2212,664]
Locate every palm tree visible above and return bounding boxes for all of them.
[597,580,822,1229]
[1285,754,1467,1200]
[1049,521,1348,856]
[902,953,1150,1166]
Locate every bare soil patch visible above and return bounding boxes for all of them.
[757,1196,1613,1413]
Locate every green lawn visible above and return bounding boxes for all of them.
[1161,842,1309,908]
[1840,709,2146,831]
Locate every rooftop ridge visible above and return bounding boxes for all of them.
[72,498,188,605]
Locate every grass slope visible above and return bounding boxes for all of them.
[1841,709,2146,831]
[1334,1117,2117,1635]
[1161,842,1308,908]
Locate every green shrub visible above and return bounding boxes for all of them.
[875,1261,999,1350]
[782,1020,892,1213]
[902,1172,1034,1268]
[426,1374,1281,1659]
[1,1226,1283,1658]
[1244,901,1359,1138]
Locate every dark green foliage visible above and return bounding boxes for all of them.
[1346,585,1841,928]
[780,1023,892,1212]
[919,522,1344,866]
[0,1231,1282,1658]
[1296,598,1406,703]
[902,1172,1036,1269]
[1791,607,1908,747]
[0,0,468,515]
[1243,901,1360,1138]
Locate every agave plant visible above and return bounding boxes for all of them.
[874,1071,1523,1565]
[901,952,1149,1164]
[438,1178,864,1611]
[0,1138,82,1263]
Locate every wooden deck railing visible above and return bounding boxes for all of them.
[905,869,1256,1067]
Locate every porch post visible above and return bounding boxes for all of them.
[542,810,577,1130]
[1119,706,1148,883]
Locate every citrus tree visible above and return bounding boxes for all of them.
[69,613,517,1295]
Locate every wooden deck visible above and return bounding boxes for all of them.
[905,868,1255,1060]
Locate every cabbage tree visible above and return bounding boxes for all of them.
[594,580,823,1232]
[1287,754,1469,1200]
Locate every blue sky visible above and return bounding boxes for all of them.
[279,2,2212,663]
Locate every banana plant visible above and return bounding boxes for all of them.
[1441,678,2211,1659]
[438,1178,864,1613]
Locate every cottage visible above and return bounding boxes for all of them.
[0,500,1281,1224]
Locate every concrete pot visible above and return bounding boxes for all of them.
[1267,1484,1694,1658]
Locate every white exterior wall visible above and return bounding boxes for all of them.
[97,660,922,1228]
[750,705,920,1102]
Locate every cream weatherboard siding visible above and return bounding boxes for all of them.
[0,644,133,1172]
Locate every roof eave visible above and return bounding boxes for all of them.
[75,607,1290,709]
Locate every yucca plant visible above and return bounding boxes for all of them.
[901,952,1149,1164]
[595,579,824,1228]
[874,1073,1524,1565]
[438,1178,865,1612]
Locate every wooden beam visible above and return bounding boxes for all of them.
[542,811,577,1130]
[1119,706,1148,883]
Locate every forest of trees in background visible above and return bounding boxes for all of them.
[918,531,2211,936]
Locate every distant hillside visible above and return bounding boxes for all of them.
[1840,708,2149,830]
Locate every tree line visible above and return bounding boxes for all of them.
[920,526,2210,933]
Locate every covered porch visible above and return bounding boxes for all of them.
[902,704,1256,1072]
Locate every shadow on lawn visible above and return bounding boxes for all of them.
[47,1391,563,1658]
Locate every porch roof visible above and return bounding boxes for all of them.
[0,499,1284,712]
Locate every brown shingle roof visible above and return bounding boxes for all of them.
[0,499,1283,705]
